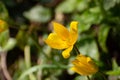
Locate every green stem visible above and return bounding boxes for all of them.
[18,64,69,80]
[24,45,36,80]
[87,76,91,80]
[74,45,80,54]
[24,45,31,68]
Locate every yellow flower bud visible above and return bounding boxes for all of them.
[0,20,8,33]
[71,54,98,75]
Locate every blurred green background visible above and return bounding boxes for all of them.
[0,0,120,80]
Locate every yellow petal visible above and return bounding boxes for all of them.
[71,66,95,75]
[52,22,70,40]
[69,21,78,44]
[45,33,69,49]
[62,46,73,58]
[70,67,88,75]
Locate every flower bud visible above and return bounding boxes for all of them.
[0,20,8,33]
[71,54,98,75]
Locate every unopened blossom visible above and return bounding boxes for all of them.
[0,20,8,33]
[71,54,98,75]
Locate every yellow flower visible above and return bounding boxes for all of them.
[71,54,98,75]
[45,21,78,58]
[0,20,8,33]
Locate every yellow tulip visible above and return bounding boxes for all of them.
[45,21,78,58]
[71,54,98,75]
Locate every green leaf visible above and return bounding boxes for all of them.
[116,0,120,3]
[106,59,120,75]
[72,13,91,33]
[112,59,119,70]
[103,0,120,10]
[72,7,103,33]
[76,0,89,12]
[3,38,16,51]
[56,0,90,13]
[55,0,77,13]
[106,69,120,75]
[98,25,110,52]
[78,35,99,60]
[23,5,51,23]
[0,1,9,20]
[18,64,68,80]
[74,76,88,80]
[0,30,9,50]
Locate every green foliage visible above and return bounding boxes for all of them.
[56,0,90,13]
[0,1,9,20]
[23,5,51,23]
[72,7,103,33]
[106,59,120,75]
[55,0,77,13]
[0,30,9,48]
[0,25,16,51]
[103,0,120,10]
[98,24,110,52]
[74,76,88,80]
[3,38,16,51]
[77,35,99,60]
[76,0,89,12]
